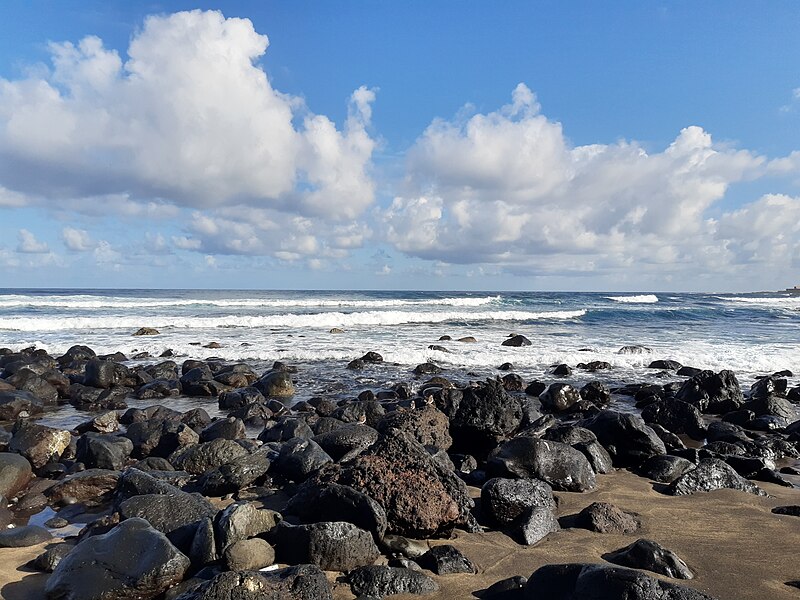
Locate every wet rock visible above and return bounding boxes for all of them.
[223,537,275,570]
[76,410,120,434]
[539,383,581,413]
[48,468,120,505]
[287,482,388,540]
[332,399,386,427]
[29,543,72,572]
[667,458,767,496]
[481,477,556,526]
[176,565,332,600]
[133,327,160,336]
[638,455,696,483]
[45,517,190,600]
[647,359,683,370]
[218,386,264,410]
[76,433,133,470]
[574,502,641,534]
[9,420,72,469]
[772,505,800,516]
[0,389,45,420]
[580,410,666,468]
[641,399,706,440]
[260,417,314,443]
[605,538,694,579]
[6,368,59,403]
[676,369,744,414]
[380,534,429,559]
[270,520,380,571]
[198,447,272,496]
[0,524,52,547]
[414,362,443,375]
[169,438,249,475]
[254,370,295,398]
[525,381,547,397]
[272,437,333,482]
[551,364,572,376]
[215,501,281,552]
[313,423,379,461]
[514,506,560,546]
[349,565,438,598]
[83,359,121,389]
[524,563,715,599]
[377,405,452,451]
[487,436,596,492]
[199,417,245,442]
[417,544,475,574]
[579,381,611,406]
[119,492,217,549]
[125,419,199,459]
[502,335,531,347]
[0,452,32,498]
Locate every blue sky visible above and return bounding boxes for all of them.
[0,2,799,291]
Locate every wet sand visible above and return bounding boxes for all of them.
[2,469,798,600]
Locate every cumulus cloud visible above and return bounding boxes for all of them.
[0,10,376,221]
[16,229,49,253]
[385,84,798,281]
[61,227,94,251]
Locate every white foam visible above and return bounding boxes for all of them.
[0,294,501,310]
[0,309,587,332]
[721,296,800,308]
[606,294,659,303]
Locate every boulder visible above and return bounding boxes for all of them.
[514,506,561,546]
[44,518,190,600]
[6,368,59,403]
[579,381,611,406]
[76,433,134,470]
[254,370,295,398]
[118,493,217,549]
[676,370,744,414]
[9,420,72,469]
[0,389,45,420]
[539,383,581,413]
[272,438,333,482]
[29,543,73,572]
[502,335,532,347]
[481,477,556,526]
[605,538,694,579]
[580,410,666,468]
[125,419,199,459]
[312,423,379,461]
[487,436,596,492]
[523,563,716,599]
[223,537,275,571]
[169,438,249,475]
[215,501,282,552]
[647,359,683,370]
[349,566,438,598]
[174,566,332,600]
[198,447,272,496]
[199,417,245,442]
[416,544,476,574]
[666,458,767,496]
[377,405,452,451]
[0,452,32,498]
[269,521,380,571]
[641,399,706,441]
[542,425,614,475]
[133,327,160,336]
[638,455,696,483]
[574,502,641,534]
[48,469,120,505]
[0,524,52,547]
[287,482,388,540]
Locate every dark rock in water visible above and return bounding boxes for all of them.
[525,381,547,397]
[488,436,597,492]
[501,373,525,392]
[253,370,295,398]
[287,482,388,540]
[0,389,45,420]
[299,429,475,538]
[605,538,694,579]
[414,362,443,375]
[539,383,581,413]
[215,501,281,552]
[6,368,59,403]
[448,379,524,458]
[44,517,189,600]
[638,454,696,483]
[9,420,72,469]
[513,506,561,546]
[29,543,72,572]
[199,447,272,496]
[481,477,556,526]
[119,492,217,549]
[499,362,514,371]
[76,432,133,470]
[136,378,181,400]
[0,452,32,498]
[574,502,641,534]
[667,458,767,496]
[524,563,716,600]
[169,438,248,475]
[273,437,333,482]
[174,566,332,600]
[502,335,532,347]
[125,418,199,459]
[772,505,800,516]
[48,468,120,505]
[377,405,452,451]
[482,575,527,599]
[551,364,572,376]
[347,358,365,370]
[676,369,744,414]
[133,327,160,336]
[641,399,706,440]
[332,400,386,428]
[647,359,683,370]
[58,344,97,364]
[76,410,120,434]
[269,520,380,571]
[618,345,651,354]
[745,394,795,420]
[83,358,124,389]
[349,565,438,598]
[579,381,611,406]
[218,386,264,410]
[0,524,52,547]
[580,410,666,468]
[313,423,379,461]
[417,544,476,574]
[360,351,384,363]
[223,537,275,571]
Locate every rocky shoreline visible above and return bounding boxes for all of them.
[0,343,799,599]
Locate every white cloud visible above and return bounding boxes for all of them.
[0,186,27,207]
[0,10,376,220]
[385,84,796,282]
[61,227,94,251]
[16,229,49,253]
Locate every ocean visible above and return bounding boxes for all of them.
[2,288,799,428]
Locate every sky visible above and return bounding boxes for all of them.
[0,1,799,291]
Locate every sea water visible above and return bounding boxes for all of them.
[1,289,799,429]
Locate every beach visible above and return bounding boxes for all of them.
[0,289,799,599]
